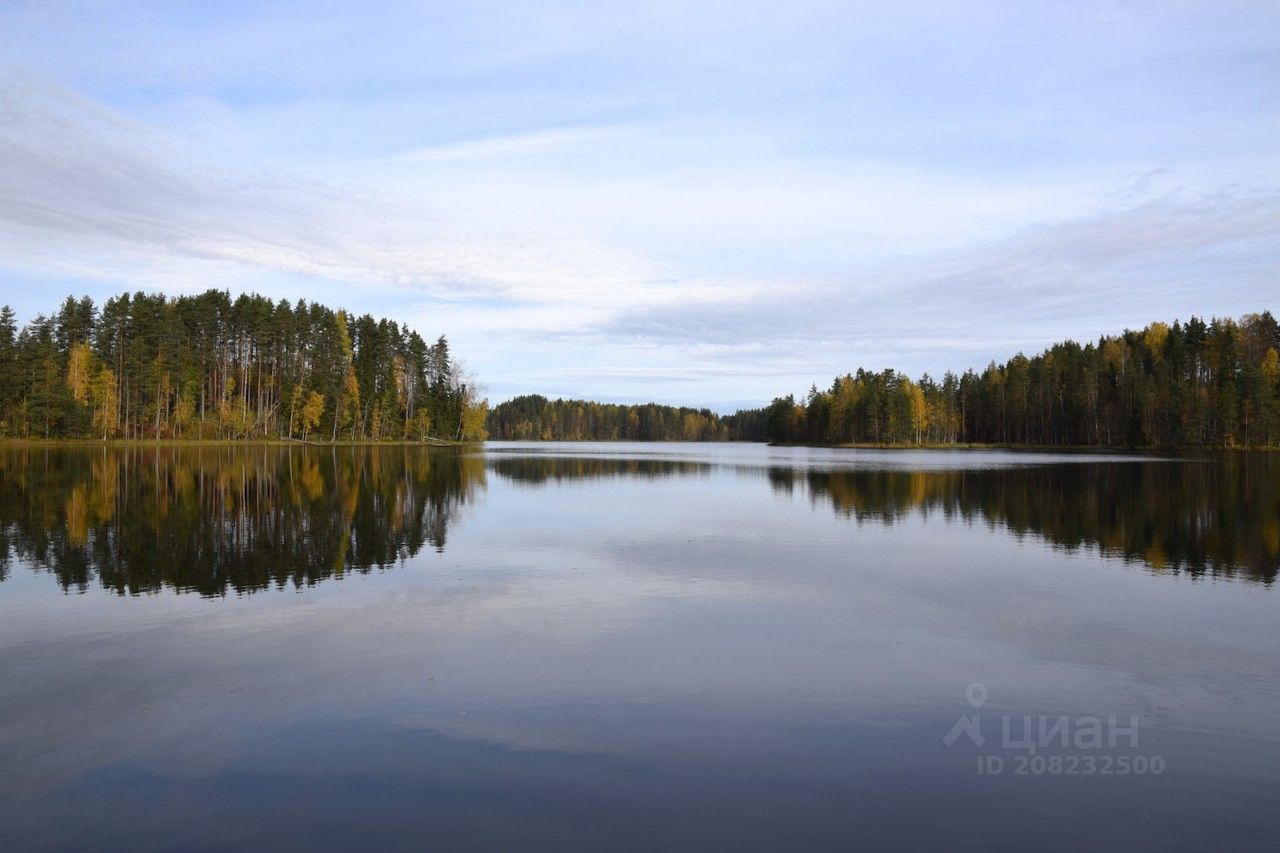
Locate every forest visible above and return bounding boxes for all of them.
[755,312,1280,447]
[486,394,757,441]
[488,313,1279,448]
[0,291,488,441]
[3,295,1275,449]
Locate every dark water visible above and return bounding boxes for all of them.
[1,443,1277,851]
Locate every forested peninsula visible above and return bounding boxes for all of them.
[0,291,488,441]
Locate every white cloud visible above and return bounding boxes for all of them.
[1,0,1278,411]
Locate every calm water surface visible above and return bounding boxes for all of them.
[1,442,1278,851]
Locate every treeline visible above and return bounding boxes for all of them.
[487,394,753,441]
[758,312,1280,447]
[0,291,488,441]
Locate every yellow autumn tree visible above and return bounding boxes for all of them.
[906,380,928,444]
[300,391,325,441]
[92,367,118,439]
[1262,348,1280,386]
[1144,322,1169,360]
[174,385,196,435]
[341,365,361,439]
[288,384,304,438]
[460,397,489,441]
[67,342,94,404]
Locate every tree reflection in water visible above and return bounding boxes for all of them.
[0,445,486,595]
[762,456,1280,584]
[1,447,1275,594]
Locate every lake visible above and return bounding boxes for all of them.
[1,442,1277,851]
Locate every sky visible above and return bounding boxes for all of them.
[0,1,1277,411]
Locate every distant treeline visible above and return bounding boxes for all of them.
[486,394,760,441]
[759,312,1279,447]
[0,291,487,441]
[489,312,1280,448]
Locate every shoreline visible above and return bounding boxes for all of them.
[2,438,1271,452]
[0,438,480,448]
[768,441,1279,452]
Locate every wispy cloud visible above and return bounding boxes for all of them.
[0,74,670,308]
[395,126,620,162]
[591,187,1280,392]
[0,0,1277,407]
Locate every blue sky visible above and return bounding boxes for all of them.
[1,1,1277,410]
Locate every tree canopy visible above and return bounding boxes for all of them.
[487,312,1280,448]
[0,291,487,441]
[754,312,1280,447]
[487,395,733,441]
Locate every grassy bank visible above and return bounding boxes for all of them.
[0,438,480,448]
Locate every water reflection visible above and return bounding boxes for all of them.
[758,457,1279,584]
[490,455,711,484]
[1,446,1276,594]
[0,445,485,595]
